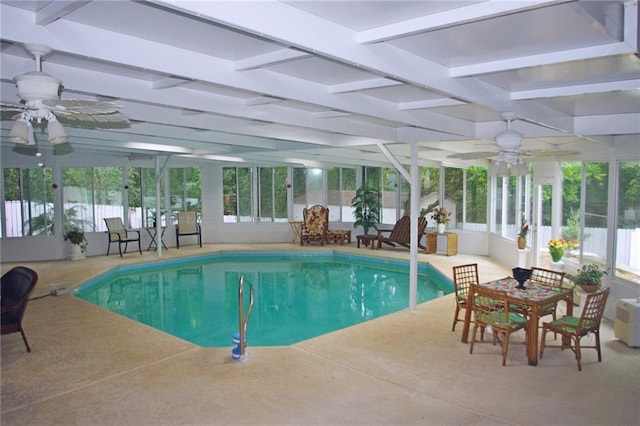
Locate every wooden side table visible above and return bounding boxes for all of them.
[356,234,378,249]
[425,232,457,256]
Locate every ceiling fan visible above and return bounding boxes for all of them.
[447,112,577,176]
[2,44,129,145]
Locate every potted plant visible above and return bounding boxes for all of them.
[575,263,606,293]
[351,184,380,235]
[517,213,529,249]
[64,227,88,260]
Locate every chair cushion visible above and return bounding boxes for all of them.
[477,311,527,327]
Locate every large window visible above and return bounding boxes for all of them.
[583,162,609,266]
[616,161,640,283]
[170,167,202,214]
[444,167,463,230]
[327,167,356,222]
[3,167,54,237]
[223,167,253,223]
[382,167,398,223]
[61,167,120,233]
[465,166,487,230]
[421,166,440,228]
[258,167,287,223]
[223,166,294,223]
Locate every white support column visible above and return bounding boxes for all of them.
[409,140,419,309]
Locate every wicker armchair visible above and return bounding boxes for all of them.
[300,205,328,246]
[540,287,609,371]
[1,266,39,352]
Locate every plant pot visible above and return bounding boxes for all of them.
[437,223,446,234]
[579,284,599,293]
[69,244,85,261]
[551,261,564,272]
[517,236,526,249]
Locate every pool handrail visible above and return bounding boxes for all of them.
[238,276,255,358]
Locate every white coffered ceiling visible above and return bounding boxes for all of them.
[1,0,638,168]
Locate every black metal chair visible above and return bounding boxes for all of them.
[1,266,39,352]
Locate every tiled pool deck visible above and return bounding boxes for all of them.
[2,243,639,425]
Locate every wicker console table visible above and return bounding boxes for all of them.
[425,232,457,256]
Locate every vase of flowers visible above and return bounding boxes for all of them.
[548,239,567,263]
[431,207,451,233]
[517,214,529,249]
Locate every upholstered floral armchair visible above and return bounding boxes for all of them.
[300,205,328,246]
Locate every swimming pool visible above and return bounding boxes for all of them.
[75,252,453,347]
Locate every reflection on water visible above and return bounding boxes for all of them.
[76,253,452,347]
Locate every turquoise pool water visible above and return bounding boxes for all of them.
[75,252,453,347]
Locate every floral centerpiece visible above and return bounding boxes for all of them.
[548,238,567,262]
[431,207,451,233]
[518,214,529,238]
[431,207,451,224]
[517,214,529,249]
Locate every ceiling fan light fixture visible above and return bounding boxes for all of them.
[495,129,523,151]
[46,113,69,145]
[496,161,510,177]
[513,161,529,176]
[8,114,35,145]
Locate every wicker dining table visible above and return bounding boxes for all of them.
[460,277,574,366]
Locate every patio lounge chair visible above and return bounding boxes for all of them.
[376,216,427,250]
[104,217,142,257]
[300,205,328,246]
[176,211,202,249]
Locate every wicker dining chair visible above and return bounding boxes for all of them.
[532,266,565,320]
[469,283,528,366]
[451,263,479,331]
[508,266,566,339]
[540,287,609,371]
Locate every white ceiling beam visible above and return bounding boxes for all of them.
[35,0,90,26]
[314,111,351,119]
[152,77,191,90]
[329,78,401,93]
[234,48,310,71]
[147,0,479,136]
[451,42,634,77]
[356,0,562,44]
[1,5,470,139]
[512,79,640,100]
[575,112,640,135]
[244,96,283,106]
[398,98,466,110]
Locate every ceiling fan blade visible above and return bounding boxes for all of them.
[526,149,579,158]
[447,151,497,160]
[1,102,26,113]
[56,111,130,127]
